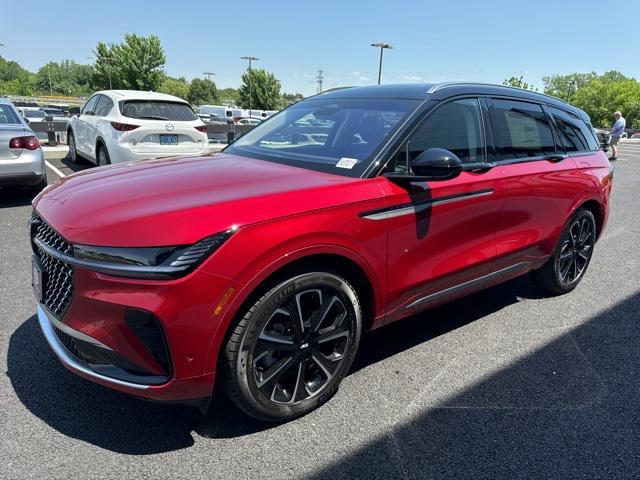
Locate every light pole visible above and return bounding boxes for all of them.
[203,72,215,81]
[241,56,259,118]
[370,43,393,85]
[48,65,53,95]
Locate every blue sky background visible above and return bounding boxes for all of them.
[2,0,638,96]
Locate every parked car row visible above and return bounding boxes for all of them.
[67,90,209,165]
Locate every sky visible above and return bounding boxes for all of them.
[2,0,638,97]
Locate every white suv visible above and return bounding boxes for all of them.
[67,90,209,165]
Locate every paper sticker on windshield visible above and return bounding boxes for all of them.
[336,157,358,169]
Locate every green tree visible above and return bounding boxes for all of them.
[34,60,94,96]
[93,34,166,90]
[502,75,536,91]
[238,68,281,110]
[282,92,304,105]
[0,56,35,95]
[158,76,190,100]
[187,78,218,105]
[542,72,598,102]
[571,76,640,128]
[218,87,239,106]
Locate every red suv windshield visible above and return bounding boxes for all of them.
[225,98,420,177]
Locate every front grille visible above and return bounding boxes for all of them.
[31,210,74,319]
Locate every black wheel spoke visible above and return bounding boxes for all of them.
[252,285,354,406]
[311,351,339,380]
[256,355,296,393]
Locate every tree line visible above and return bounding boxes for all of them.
[503,73,640,129]
[0,34,303,110]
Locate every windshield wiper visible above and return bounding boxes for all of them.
[137,115,169,120]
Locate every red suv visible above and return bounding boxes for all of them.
[31,83,612,421]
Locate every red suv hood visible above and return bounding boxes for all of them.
[34,153,375,246]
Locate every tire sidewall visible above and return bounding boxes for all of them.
[68,131,77,163]
[236,272,362,420]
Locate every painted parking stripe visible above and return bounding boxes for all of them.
[45,160,66,178]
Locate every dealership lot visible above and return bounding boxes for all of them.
[1,144,639,479]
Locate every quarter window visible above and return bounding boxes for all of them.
[548,106,599,152]
[491,99,555,160]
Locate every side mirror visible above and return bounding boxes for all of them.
[384,148,463,183]
[411,148,463,180]
[24,118,30,124]
[69,107,80,116]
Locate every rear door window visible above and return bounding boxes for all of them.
[491,99,555,160]
[94,95,114,117]
[120,101,198,121]
[81,95,100,115]
[548,106,599,152]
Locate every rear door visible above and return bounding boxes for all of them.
[487,97,582,272]
[378,97,505,321]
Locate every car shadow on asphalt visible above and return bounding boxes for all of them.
[0,187,37,208]
[6,276,547,455]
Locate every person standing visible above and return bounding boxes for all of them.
[609,111,626,161]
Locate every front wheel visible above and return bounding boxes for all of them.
[531,208,597,294]
[67,131,81,164]
[223,271,362,421]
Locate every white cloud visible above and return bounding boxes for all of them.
[358,76,371,81]
[350,71,361,76]
[401,75,423,82]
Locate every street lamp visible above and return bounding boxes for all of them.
[203,72,215,81]
[241,56,259,118]
[370,43,393,85]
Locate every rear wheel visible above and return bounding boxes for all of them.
[97,144,111,166]
[531,208,596,294]
[223,271,362,421]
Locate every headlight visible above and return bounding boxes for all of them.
[72,230,233,279]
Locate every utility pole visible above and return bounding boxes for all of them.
[316,70,324,93]
[241,56,259,118]
[370,43,393,85]
[203,72,215,81]
[48,66,53,95]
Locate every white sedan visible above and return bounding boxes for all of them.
[67,90,209,165]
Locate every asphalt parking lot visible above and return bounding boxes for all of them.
[1,144,639,479]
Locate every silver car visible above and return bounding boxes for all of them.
[0,99,47,194]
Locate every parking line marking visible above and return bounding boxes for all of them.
[45,160,66,178]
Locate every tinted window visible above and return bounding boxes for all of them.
[384,98,485,175]
[492,99,555,159]
[0,104,20,124]
[81,95,99,115]
[120,101,198,121]
[225,98,419,177]
[94,96,113,117]
[549,106,599,152]
[25,110,46,119]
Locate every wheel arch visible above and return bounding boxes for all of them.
[206,249,380,376]
[576,198,605,239]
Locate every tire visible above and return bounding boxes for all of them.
[97,144,111,166]
[531,208,597,295]
[223,270,363,421]
[67,131,81,164]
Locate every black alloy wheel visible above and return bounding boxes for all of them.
[223,271,362,421]
[532,208,596,294]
